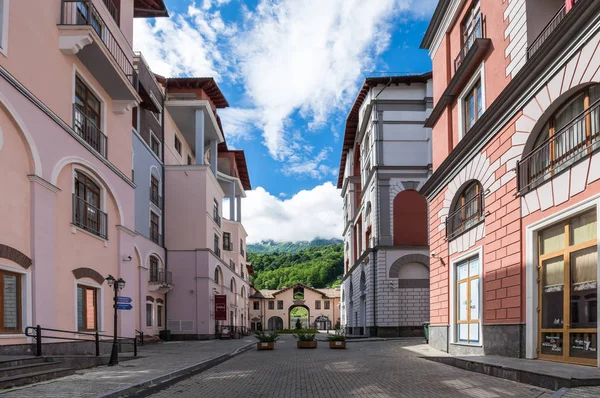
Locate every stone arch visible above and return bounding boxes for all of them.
[214,265,222,285]
[389,254,430,278]
[289,304,310,329]
[133,245,143,266]
[393,190,428,246]
[146,296,154,302]
[51,156,125,225]
[0,92,42,176]
[267,316,284,331]
[0,244,32,269]
[72,267,105,285]
[145,251,164,268]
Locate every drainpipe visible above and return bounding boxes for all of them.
[162,80,168,331]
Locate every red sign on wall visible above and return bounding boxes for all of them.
[215,295,227,321]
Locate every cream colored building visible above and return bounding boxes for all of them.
[249,283,341,331]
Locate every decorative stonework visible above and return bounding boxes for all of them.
[389,254,430,278]
[0,244,32,269]
[72,267,105,284]
[449,223,485,255]
[58,34,93,55]
[504,0,527,78]
[146,296,154,302]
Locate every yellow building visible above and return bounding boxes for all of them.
[249,283,341,331]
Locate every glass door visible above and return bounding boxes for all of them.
[538,210,598,365]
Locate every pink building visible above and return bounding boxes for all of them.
[422,0,600,366]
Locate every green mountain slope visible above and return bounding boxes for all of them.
[247,238,343,254]
[248,243,344,290]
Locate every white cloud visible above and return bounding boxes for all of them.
[244,183,342,243]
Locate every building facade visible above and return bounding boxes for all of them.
[249,283,340,331]
[422,0,600,365]
[338,75,433,337]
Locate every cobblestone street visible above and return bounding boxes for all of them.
[146,337,552,398]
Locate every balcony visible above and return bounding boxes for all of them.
[72,194,108,239]
[215,247,221,258]
[445,192,485,240]
[527,5,566,59]
[214,213,221,227]
[454,16,483,71]
[150,228,163,246]
[150,188,162,209]
[73,104,107,158]
[134,53,162,113]
[517,99,600,193]
[149,269,173,293]
[59,0,139,105]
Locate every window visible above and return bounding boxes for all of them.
[157,304,163,327]
[455,256,480,344]
[447,181,484,240]
[150,211,160,244]
[0,0,9,55]
[146,302,153,327]
[240,239,245,257]
[230,278,235,292]
[253,301,259,310]
[187,155,193,165]
[150,175,160,207]
[277,300,283,310]
[152,110,161,125]
[74,171,107,238]
[150,132,160,159]
[214,267,220,284]
[213,199,220,226]
[214,234,220,256]
[461,1,481,47]
[0,270,21,333]
[224,232,232,251]
[293,286,304,300]
[149,256,159,282]
[74,77,105,156]
[315,300,321,310]
[77,285,97,331]
[464,80,482,131]
[174,135,182,155]
[324,300,330,310]
[268,301,274,310]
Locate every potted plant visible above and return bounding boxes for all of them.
[255,331,278,350]
[328,329,346,349]
[295,333,317,349]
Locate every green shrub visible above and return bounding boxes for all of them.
[254,331,279,342]
[295,333,316,341]
[275,329,318,334]
[328,335,346,342]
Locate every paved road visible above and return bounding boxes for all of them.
[146,337,552,398]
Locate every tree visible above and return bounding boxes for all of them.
[295,318,302,330]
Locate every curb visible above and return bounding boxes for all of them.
[550,387,569,398]
[95,342,255,398]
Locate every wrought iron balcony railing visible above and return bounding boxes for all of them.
[149,187,162,208]
[60,0,137,88]
[149,269,172,285]
[150,228,163,246]
[445,192,485,240]
[214,213,221,227]
[517,99,600,193]
[73,194,108,239]
[215,247,221,258]
[454,15,482,71]
[73,104,108,158]
[527,5,566,59]
[101,0,119,26]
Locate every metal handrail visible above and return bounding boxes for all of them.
[73,194,108,239]
[101,0,119,25]
[454,15,482,71]
[517,98,600,193]
[149,187,162,208]
[150,228,163,246]
[60,0,138,89]
[73,104,108,158]
[149,269,172,284]
[214,213,221,227]
[527,5,566,59]
[445,192,485,240]
[25,325,137,357]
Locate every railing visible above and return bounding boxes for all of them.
[73,194,108,239]
[214,213,221,227]
[150,228,163,246]
[150,269,173,284]
[135,329,144,346]
[149,187,162,208]
[60,0,137,88]
[454,15,482,71]
[527,5,566,59]
[517,99,600,193]
[445,192,485,240]
[25,325,137,357]
[216,325,252,338]
[224,242,232,251]
[73,104,108,158]
[215,247,221,258]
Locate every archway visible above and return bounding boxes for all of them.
[267,316,283,331]
[315,315,331,330]
[289,305,310,329]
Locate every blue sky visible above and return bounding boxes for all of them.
[134,0,434,242]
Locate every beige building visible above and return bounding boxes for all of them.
[249,283,341,331]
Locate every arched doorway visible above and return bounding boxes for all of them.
[289,305,310,329]
[267,316,283,331]
[315,315,331,330]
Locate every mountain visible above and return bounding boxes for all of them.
[247,238,343,254]
[248,243,344,290]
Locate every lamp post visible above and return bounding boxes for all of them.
[106,274,126,366]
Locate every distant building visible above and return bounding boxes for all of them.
[337,74,433,337]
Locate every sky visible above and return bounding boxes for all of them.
[133,0,435,243]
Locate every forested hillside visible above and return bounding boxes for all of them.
[247,238,342,254]
[248,244,344,290]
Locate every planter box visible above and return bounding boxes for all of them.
[297,340,318,349]
[329,341,346,349]
[257,342,275,350]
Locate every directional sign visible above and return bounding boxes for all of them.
[116,303,133,311]
[117,296,132,304]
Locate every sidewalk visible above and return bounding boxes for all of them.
[0,338,255,398]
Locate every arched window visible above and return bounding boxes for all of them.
[214,266,220,284]
[447,181,484,239]
[230,278,236,293]
[293,286,304,300]
[393,190,428,246]
[149,256,159,282]
[521,84,600,190]
[74,171,107,238]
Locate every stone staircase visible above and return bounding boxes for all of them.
[0,356,75,389]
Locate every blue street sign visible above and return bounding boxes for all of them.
[116,296,132,304]
[116,303,133,311]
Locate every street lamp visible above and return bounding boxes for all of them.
[106,274,126,366]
